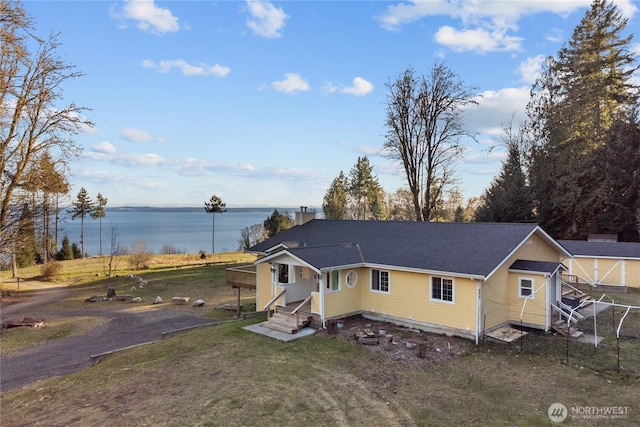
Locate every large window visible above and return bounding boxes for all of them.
[371,269,390,293]
[431,277,453,302]
[519,278,534,298]
[325,270,339,291]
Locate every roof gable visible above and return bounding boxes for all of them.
[250,221,563,278]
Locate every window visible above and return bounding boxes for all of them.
[325,270,339,291]
[371,269,390,293]
[345,270,358,288]
[278,264,289,283]
[431,277,453,302]
[519,278,534,298]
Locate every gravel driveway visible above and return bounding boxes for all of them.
[1,285,217,392]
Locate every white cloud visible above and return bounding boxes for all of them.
[434,25,522,53]
[545,28,564,43]
[378,0,595,31]
[612,0,639,19]
[120,127,165,143]
[92,141,116,154]
[464,86,531,137]
[321,81,338,95]
[246,0,288,39]
[518,55,545,84]
[117,0,180,34]
[357,145,382,156]
[377,0,637,53]
[142,59,230,77]
[340,77,374,96]
[269,73,310,93]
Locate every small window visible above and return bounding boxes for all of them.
[371,269,390,293]
[345,270,358,288]
[431,277,454,302]
[519,278,534,298]
[278,264,289,283]
[325,270,339,291]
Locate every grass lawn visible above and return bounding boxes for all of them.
[2,316,640,426]
[2,257,639,426]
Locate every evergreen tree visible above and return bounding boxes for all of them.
[263,209,294,238]
[475,142,534,223]
[69,188,94,258]
[349,156,383,220]
[57,235,73,260]
[322,172,349,219]
[591,115,640,240]
[526,0,639,238]
[71,242,82,259]
[91,193,108,256]
[15,204,38,267]
[204,194,226,254]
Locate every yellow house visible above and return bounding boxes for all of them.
[559,240,640,289]
[248,220,573,344]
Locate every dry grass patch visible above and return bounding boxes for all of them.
[0,316,109,354]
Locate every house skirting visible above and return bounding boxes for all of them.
[361,311,476,341]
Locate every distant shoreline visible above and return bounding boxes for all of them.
[62,206,316,213]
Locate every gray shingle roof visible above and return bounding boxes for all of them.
[250,220,551,278]
[558,240,640,259]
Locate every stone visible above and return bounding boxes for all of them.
[172,297,190,305]
[154,296,163,304]
[106,286,116,299]
[131,286,137,292]
[192,299,205,307]
[131,297,142,303]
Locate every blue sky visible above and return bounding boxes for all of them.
[23,0,640,208]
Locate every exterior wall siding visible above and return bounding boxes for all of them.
[508,274,548,327]
[256,262,273,310]
[483,232,561,331]
[628,260,640,288]
[324,268,366,318]
[566,256,640,288]
[358,269,477,333]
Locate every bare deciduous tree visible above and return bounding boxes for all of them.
[128,239,151,271]
[1,1,93,251]
[383,63,478,221]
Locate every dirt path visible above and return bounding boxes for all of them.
[1,285,217,392]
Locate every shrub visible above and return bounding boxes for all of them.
[40,260,62,281]
[128,239,152,270]
[161,244,184,254]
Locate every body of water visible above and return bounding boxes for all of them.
[57,207,290,256]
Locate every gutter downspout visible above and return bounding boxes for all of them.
[319,272,326,328]
[476,280,482,345]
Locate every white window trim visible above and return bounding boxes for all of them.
[519,277,535,299]
[370,269,390,294]
[430,276,455,304]
[325,270,340,292]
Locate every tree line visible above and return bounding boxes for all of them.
[476,0,639,241]
[321,0,639,242]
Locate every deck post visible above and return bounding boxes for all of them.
[236,287,241,317]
